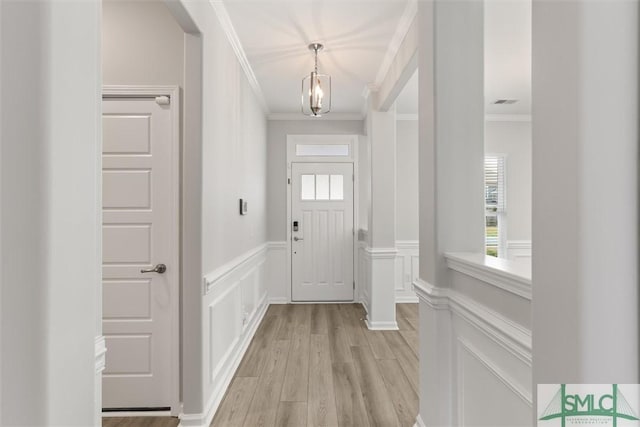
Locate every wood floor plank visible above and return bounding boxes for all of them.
[331,362,371,427]
[377,359,419,427]
[310,304,329,334]
[275,402,308,426]
[338,304,368,347]
[210,377,258,427]
[396,314,414,332]
[267,304,286,316]
[280,325,310,402]
[361,329,396,360]
[327,305,352,363]
[399,330,418,357]
[397,304,418,331]
[308,334,339,427]
[243,339,291,427]
[235,314,281,377]
[350,345,401,427]
[276,304,295,340]
[102,417,178,427]
[383,331,419,395]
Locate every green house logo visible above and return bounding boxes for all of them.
[539,384,639,426]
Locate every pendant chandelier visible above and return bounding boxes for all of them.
[301,43,331,117]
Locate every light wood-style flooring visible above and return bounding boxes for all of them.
[212,303,419,427]
[102,303,419,427]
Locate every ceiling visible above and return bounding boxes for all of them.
[223,0,410,115]
[484,0,531,115]
[223,0,531,117]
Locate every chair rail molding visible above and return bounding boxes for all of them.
[413,278,532,362]
[203,243,268,295]
[444,252,532,300]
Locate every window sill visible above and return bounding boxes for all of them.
[444,252,532,300]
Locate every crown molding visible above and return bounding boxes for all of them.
[485,114,532,122]
[373,0,418,88]
[267,112,364,121]
[210,1,270,114]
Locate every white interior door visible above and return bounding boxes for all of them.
[291,163,354,301]
[102,96,177,409]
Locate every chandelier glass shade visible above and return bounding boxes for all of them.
[301,43,331,117]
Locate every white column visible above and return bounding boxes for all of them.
[532,0,639,390]
[1,1,102,425]
[416,0,485,424]
[365,102,398,329]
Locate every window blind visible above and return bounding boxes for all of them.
[485,156,505,213]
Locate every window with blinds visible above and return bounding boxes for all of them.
[485,155,506,257]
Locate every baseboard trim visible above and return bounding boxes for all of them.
[396,295,419,303]
[179,295,269,427]
[365,319,399,330]
[267,297,288,304]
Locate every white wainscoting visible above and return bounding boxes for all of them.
[413,273,532,427]
[395,241,419,303]
[266,241,288,303]
[506,240,531,261]
[358,241,370,313]
[180,244,269,427]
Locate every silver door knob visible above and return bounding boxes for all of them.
[141,263,167,274]
[293,236,304,241]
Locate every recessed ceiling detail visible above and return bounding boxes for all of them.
[223,0,410,114]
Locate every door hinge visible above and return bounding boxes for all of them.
[353,280,355,290]
[352,174,355,182]
[288,178,291,184]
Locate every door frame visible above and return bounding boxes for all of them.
[286,135,360,303]
[102,85,181,415]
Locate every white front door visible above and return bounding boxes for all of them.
[291,162,354,301]
[102,96,177,409]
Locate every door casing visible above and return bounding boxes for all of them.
[102,85,180,416]
[286,135,360,304]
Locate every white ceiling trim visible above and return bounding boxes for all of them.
[210,0,270,113]
[485,114,532,122]
[373,0,417,89]
[268,113,364,121]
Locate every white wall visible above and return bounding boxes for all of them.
[485,120,532,242]
[396,120,419,241]
[417,0,487,424]
[174,2,269,424]
[532,0,638,391]
[103,0,184,86]
[1,1,102,425]
[267,120,364,241]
